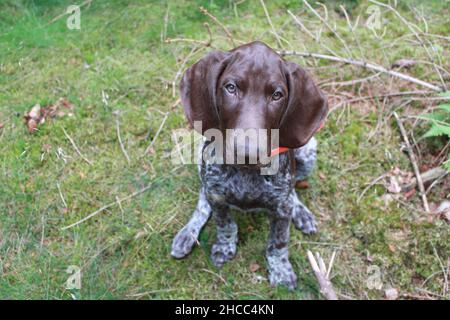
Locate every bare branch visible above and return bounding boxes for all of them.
[260,0,283,48]
[62,128,93,165]
[369,0,446,89]
[278,50,443,92]
[307,250,338,300]
[302,0,353,58]
[393,112,430,213]
[61,179,161,230]
[200,6,235,47]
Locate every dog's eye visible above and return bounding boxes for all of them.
[225,83,236,94]
[272,91,283,101]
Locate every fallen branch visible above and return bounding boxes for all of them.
[357,173,389,204]
[401,166,448,192]
[302,0,353,58]
[165,37,209,46]
[116,119,131,164]
[331,90,437,110]
[142,112,169,157]
[393,112,430,213]
[278,50,443,92]
[199,6,235,47]
[369,0,446,89]
[165,21,213,48]
[307,250,338,300]
[62,128,93,166]
[61,179,161,230]
[288,10,340,57]
[260,0,283,48]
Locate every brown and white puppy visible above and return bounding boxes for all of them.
[172,41,328,290]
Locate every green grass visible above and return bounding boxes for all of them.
[0,0,448,299]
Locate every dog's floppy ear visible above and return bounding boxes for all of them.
[279,61,328,148]
[180,50,230,134]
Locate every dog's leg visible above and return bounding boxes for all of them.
[290,191,317,234]
[171,188,212,259]
[294,137,317,181]
[210,208,238,268]
[266,214,297,290]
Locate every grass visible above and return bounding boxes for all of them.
[0,0,448,299]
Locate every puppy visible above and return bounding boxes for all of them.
[171,41,328,289]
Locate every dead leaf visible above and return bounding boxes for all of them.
[404,188,416,200]
[388,244,396,253]
[145,147,155,155]
[24,103,42,133]
[387,176,401,193]
[435,200,450,223]
[24,98,75,134]
[249,262,260,273]
[319,172,327,180]
[385,288,399,300]
[392,59,416,69]
[134,230,148,240]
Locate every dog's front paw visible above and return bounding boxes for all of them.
[171,226,198,259]
[267,256,297,290]
[211,242,236,268]
[292,204,317,235]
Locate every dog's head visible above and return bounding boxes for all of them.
[180,41,328,164]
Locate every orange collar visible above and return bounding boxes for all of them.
[270,147,290,157]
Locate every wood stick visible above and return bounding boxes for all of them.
[331,91,436,111]
[143,112,169,157]
[302,0,353,58]
[307,250,338,300]
[401,166,448,192]
[260,0,283,48]
[393,112,430,212]
[62,128,93,165]
[199,6,235,47]
[116,119,131,164]
[61,179,161,230]
[369,0,446,89]
[287,10,340,58]
[278,50,443,92]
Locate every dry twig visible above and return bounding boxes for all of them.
[143,112,169,157]
[116,118,131,164]
[401,166,448,192]
[288,10,340,57]
[260,0,283,48]
[61,178,161,230]
[199,6,235,47]
[393,112,430,213]
[62,128,93,165]
[369,0,446,89]
[302,0,353,58]
[307,250,338,300]
[279,50,443,92]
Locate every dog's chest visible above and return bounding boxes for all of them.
[201,162,292,211]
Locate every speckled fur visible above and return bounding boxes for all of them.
[172,137,318,289]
